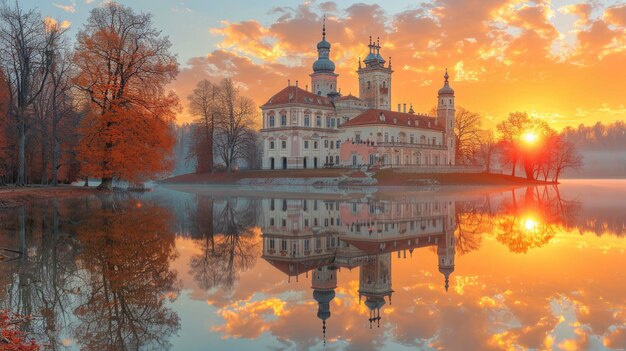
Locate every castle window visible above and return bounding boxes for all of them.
[384,132,389,142]
[281,114,287,126]
[281,140,287,149]
[304,140,309,149]
[331,118,336,127]
[336,140,340,148]
[316,116,322,127]
[314,141,318,149]
[324,140,329,148]
[326,117,331,128]
[269,238,275,249]
[269,116,275,127]
[269,141,275,149]
[304,115,310,127]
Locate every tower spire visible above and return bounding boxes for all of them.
[444,67,449,83]
[322,14,326,40]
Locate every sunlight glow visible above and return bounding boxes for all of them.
[523,132,538,144]
[523,218,538,231]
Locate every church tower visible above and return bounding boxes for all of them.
[311,16,338,98]
[358,253,393,328]
[358,36,393,110]
[437,68,456,165]
[437,223,456,292]
[312,265,337,346]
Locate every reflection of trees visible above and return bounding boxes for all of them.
[189,196,260,291]
[0,199,88,350]
[73,195,180,351]
[494,186,580,253]
[454,200,490,255]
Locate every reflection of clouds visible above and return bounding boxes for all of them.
[171,186,626,350]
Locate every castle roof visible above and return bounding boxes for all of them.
[336,93,363,101]
[340,109,444,131]
[261,86,334,109]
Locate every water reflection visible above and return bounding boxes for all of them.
[0,183,625,350]
[0,194,180,350]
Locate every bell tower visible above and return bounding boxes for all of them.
[358,36,392,110]
[437,68,456,165]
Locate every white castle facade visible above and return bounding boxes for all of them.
[260,20,456,170]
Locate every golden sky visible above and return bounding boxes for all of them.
[170,0,626,130]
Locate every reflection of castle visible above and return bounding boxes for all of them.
[260,197,456,342]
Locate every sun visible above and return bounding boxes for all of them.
[522,132,538,144]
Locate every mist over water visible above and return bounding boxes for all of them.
[1,180,625,350]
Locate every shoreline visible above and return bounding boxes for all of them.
[161,169,555,187]
[0,186,99,208]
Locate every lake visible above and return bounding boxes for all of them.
[1,180,625,350]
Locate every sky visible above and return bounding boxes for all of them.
[21,0,626,129]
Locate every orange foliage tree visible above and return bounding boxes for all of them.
[73,3,179,189]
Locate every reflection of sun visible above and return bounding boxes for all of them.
[523,218,538,231]
[522,132,537,144]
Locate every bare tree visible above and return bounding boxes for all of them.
[454,107,482,165]
[32,20,72,185]
[187,79,217,173]
[0,2,53,185]
[552,139,582,182]
[477,129,497,173]
[213,79,258,175]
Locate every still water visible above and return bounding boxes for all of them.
[0,180,624,351]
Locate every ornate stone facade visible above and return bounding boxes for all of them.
[260,20,456,170]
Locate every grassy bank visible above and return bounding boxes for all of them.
[0,186,98,208]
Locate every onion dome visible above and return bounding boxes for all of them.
[438,68,455,95]
[438,265,455,292]
[312,15,335,73]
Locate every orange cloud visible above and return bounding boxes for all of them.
[172,0,626,130]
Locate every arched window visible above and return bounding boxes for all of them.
[269,115,275,127]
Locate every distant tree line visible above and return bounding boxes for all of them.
[561,121,626,151]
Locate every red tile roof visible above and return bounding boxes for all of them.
[261,86,334,108]
[341,109,444,131]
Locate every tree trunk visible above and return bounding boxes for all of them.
[16,119,26,186]
[40,138,47,185]
[51,124,60,186]
[51,142,60,186]
[510,158,516,177]
[98,177,113,190]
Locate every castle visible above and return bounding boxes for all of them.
[260,18,456,170]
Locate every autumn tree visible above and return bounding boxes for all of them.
[213,79,258,175]
[453,107,482,165]
[73,3,179,189]
[0,2,54,186]
[187,79,217,173]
